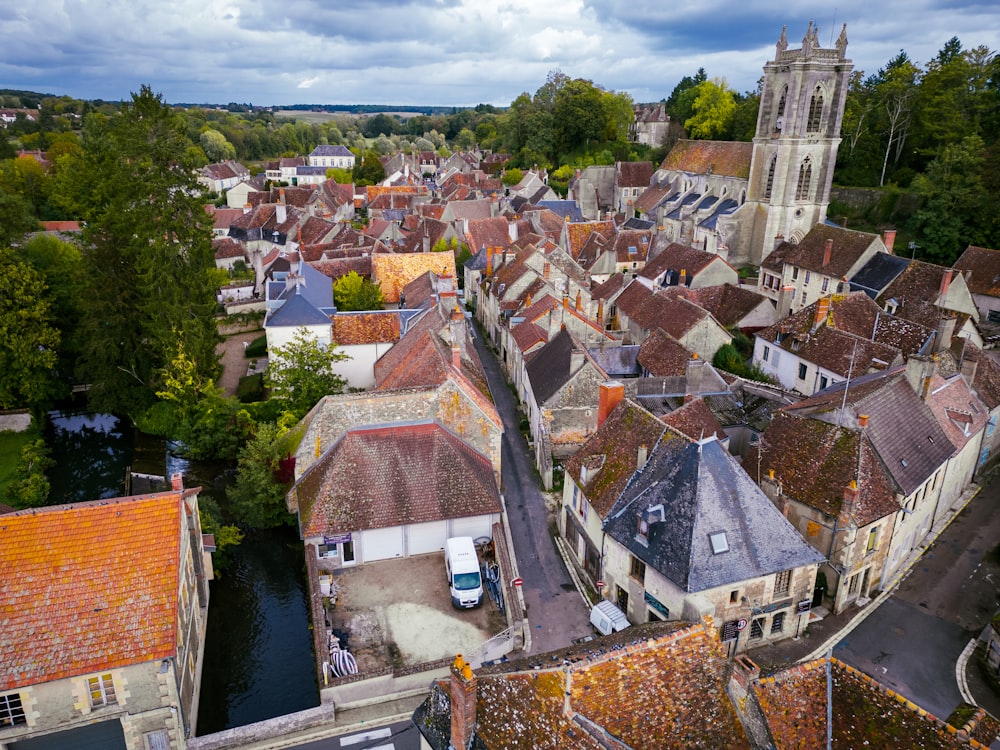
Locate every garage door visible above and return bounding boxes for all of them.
[407,520,448,555]
[449,515,493,541]
[12,720,127,750]
[361,526,404,562]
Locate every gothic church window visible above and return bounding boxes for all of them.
[764,156,776,200]
[807,87,824,132]
[796,158,812,200]
[775,86,787,132]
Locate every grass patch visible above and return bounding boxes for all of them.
[0,430,34,497]
[245,335,268,358]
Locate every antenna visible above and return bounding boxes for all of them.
[829,10,838,46]
[836,338,858,429]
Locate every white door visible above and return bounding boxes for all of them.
[362,526,404,562]
[448,515,493,542]
[408,520,448,555]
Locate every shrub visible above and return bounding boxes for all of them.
[237,373,265,403]
[244,335,267,358]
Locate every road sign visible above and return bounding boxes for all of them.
[596,580,605,588]
[736,618,749,631]
[511,577,523,587]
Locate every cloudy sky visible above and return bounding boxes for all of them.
[2,1,998,107]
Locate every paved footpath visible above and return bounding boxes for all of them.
[472,329,592,656]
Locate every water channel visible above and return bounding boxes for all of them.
[44,408,319,733]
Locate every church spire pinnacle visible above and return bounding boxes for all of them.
[776,25,788,55]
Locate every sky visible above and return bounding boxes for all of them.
[2,1,999,108]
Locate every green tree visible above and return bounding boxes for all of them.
[326,167,353,183]
[684,78,736,139]
[0,248,60,410]
[501,167,524,187]
[666,68,707,125]
[353,149,386,185]
[200,128,236,162]
[874,53,920,186]
[602,90,635,142]
[911,135,992,265]
[198,495,244,573]
[553,78,607,155]
[454,128,477,150]
[3,438,54,508]
[266,328,348,419]
[0,190,38,245]
[227,422,294,529]
[52,85,221,417]
[334,270,385,311]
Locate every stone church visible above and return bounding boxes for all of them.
[647,23,852,267]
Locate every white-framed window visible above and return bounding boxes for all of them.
[0,692,26,726]
[87,673,117,708]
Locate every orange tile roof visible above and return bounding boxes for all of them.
[660,140,753,179]
[0,493,185,690]
[371,252,457,303]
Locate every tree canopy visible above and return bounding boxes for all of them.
[266,328,348,420]
[334,270,384,311]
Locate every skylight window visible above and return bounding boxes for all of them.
[709,532,729,554]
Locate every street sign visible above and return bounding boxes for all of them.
[596,580,605,588]
[736,618,749,631]
[511,577,523,587]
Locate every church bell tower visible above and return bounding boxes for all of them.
[745,23,852,265]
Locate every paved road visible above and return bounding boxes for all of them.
[472,329,592,655]
[835,480,1000,719]
[284,719,419,749]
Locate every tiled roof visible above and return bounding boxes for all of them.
[746,411,899,524]
[565,398,666,517]
[640,242,722,281]
[332,311,401,346]
[616,160,655,187]
[785,369,955,497]
[0,493,185,690]
[591,272,626,301]
[664,284,771,329]
[609,229,653,263]
[634,181,674,213]
[566,221,615,260]
[372,252,457,303]
[661,397,727,442]
[879,259,964,321]
[446,199,493,221]
[416,620,750,750]
[616,281,709,340]
[972,347,1000,410]
[925,374,988,450]
[511,320,548,354]
[213,237,245,260]
[774,225,880,278]
[755,657,971,749]
[637,329,694,376]
[660,140,753,179]
[295,422,501,538]
[464,216,511,253]
[954,245,1000,296]
[606,434,824,592]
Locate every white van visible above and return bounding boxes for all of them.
[590,600,630,635]
[445,537,483,608]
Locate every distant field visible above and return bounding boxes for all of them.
[275,109,416,122]
[0,430,32,497]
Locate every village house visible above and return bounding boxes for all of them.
[0,485,212,749]
[953,245,1000,326]
[637,241,740,290]
[307,144,355,171]
[196,159,249,194]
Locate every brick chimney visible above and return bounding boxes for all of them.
[811,297,830,332]
[525,293,532,309]
[486,246,494,277]
[858,413,869,428]
[563,295,569,310]
[839,479,860,527]
[597,299,604,326]
[883,229,896,254]
[598,381,625,427]
[543,262,551,281]
[575,289,583,312]
[679,268,687,286]
[822,238,833,267]
[939,269,953,299]
[171,473,184,491]
[774,233,785,251]
[449,655,478,750]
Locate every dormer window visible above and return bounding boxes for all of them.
[709,532,729,554]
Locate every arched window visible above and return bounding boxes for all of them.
[796,158,812,200]
[807,86,824,132]
[775,86,787,132]
[764,155,777,200]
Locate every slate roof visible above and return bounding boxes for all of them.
[586,344,640,377]
[415,620,750,750]
[660,140,753,179]
[848,251,910,298]
[954,245,1000,297]
[698,198,740,230]
[525,328,584,404]
[606,434,824,593]
[266,288,333,327]
[746,411,899,524]
[310,145,353,157]
[786,369,956,497]
[295,422,501,538]
[0,493,186,690]
[536,200,584,222]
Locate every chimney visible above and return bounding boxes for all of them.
[170,473,184,491]
[575,289,583,312]
[563,295,569,310]
[822,238,833,268]
[243,202,252,215]
[598,381,625,426]
[777,285,795,318]
[597,299,604,326]
[905,355,935,397]
[543,262,551,280]
[812,297,830,331]
[939,269,953,299]
[774,234,785,251]
[508,221,518,241]
[525,293,532,308]
[679,268,687,286]
[730,655,761,691]
[637,444,648,469]
[883,229,896,255]
[858,414,869,429]
[449,656,478,750]
[276,202,287,226]
[486,246,494,277]
[839,479,860,526]
[935,316,957,353]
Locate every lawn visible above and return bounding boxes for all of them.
[0,430,32,497]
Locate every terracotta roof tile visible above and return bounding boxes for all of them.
[954,245,1000,296]
[661,397,727,442]
[636,329,694,376]
[372,252,457,303]
[661,140,753,179]
[0,493,185,690]
[333,311,401,346]
[773,225,881,278]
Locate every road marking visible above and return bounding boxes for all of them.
[956,638,977,705]
[341,727,392,746]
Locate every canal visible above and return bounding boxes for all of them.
[44,409,319,733]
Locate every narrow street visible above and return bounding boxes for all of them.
[472,328,592,655]
[835,478,1000,719]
